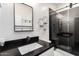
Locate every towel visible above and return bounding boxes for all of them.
[0,38,5,46]
[18,43,43,55]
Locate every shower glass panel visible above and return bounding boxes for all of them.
[69,5,79,51]
[57,4,79,52]
[57,8,72,51]
[49,6,72,51]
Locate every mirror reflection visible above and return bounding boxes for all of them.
[14,3,33,31]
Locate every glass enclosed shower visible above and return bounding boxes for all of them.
[49,3,79,55]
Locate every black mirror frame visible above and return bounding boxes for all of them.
[14,3,33,32]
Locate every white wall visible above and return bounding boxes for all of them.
[0,3,38,41]
[31,3,51,42]
[0,3,51,42]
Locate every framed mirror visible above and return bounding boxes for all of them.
[14,3,33,32]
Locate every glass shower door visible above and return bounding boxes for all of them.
[57,5,72,52]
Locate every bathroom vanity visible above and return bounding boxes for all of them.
[0,37,53,56]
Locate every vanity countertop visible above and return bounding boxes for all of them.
[0,40,53,56]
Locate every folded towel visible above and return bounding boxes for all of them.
[0,38,5,46]
[18,43,43,55]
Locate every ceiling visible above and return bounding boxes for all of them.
[25,3,69,11]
